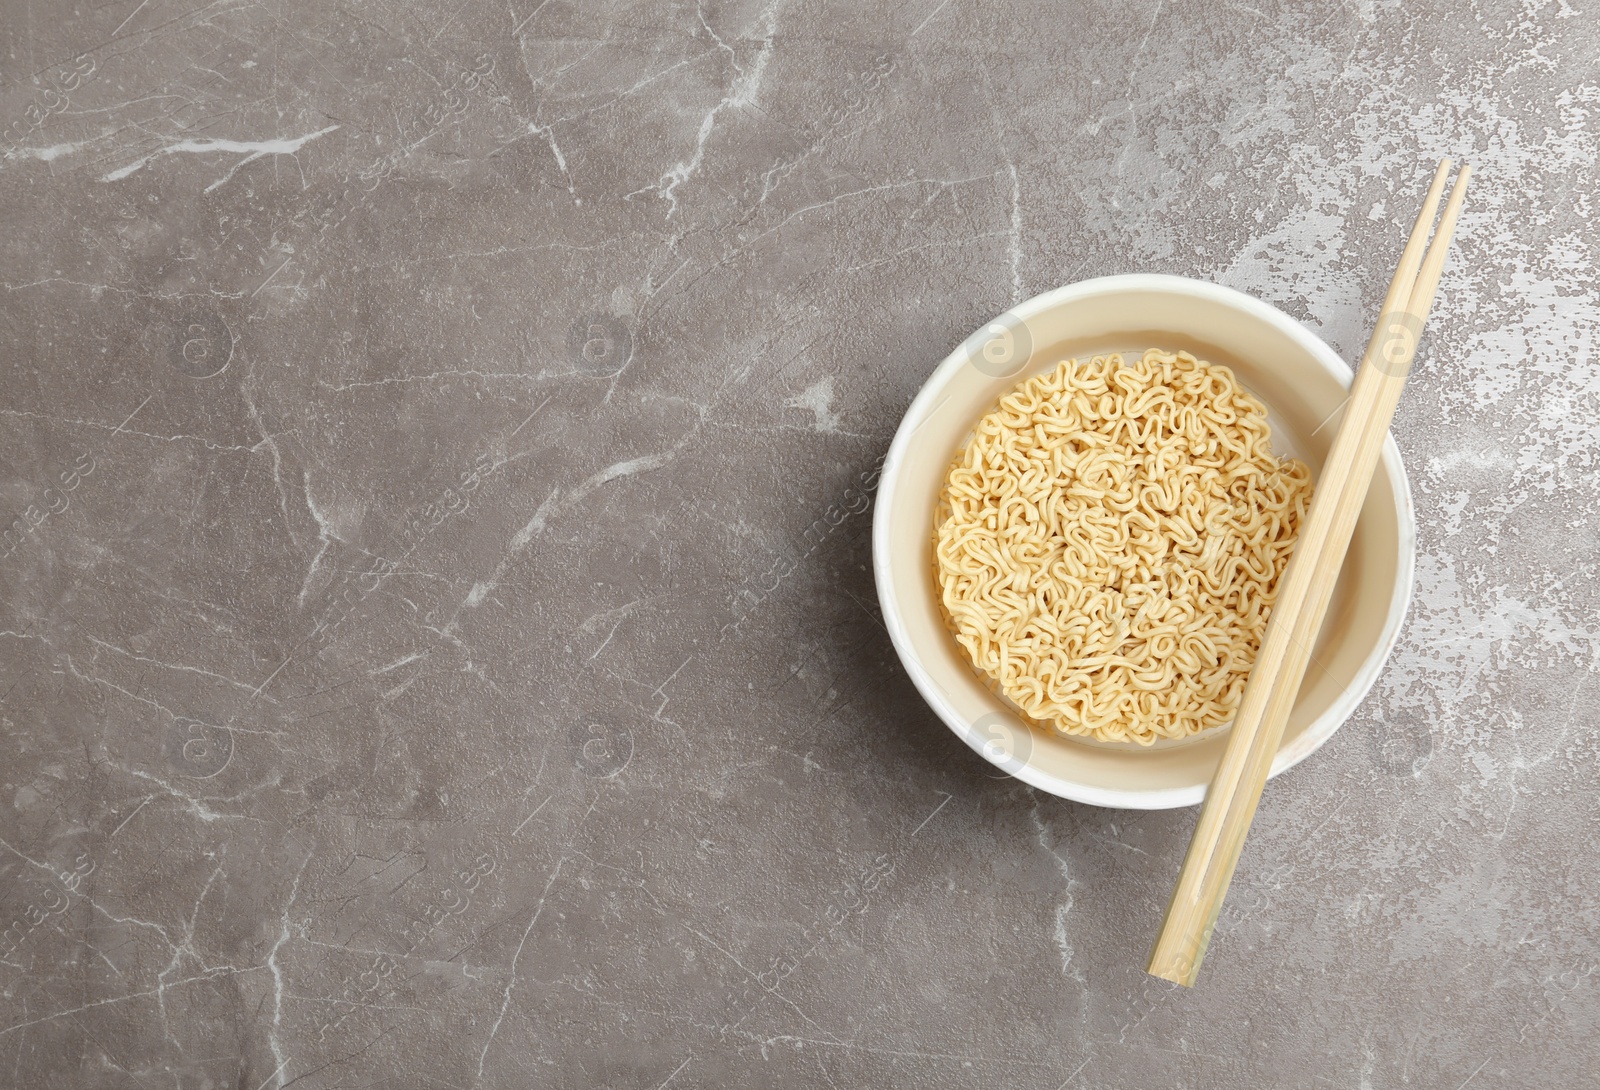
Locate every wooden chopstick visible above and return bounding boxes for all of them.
[1147,159,1472,986]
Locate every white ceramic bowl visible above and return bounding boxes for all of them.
[873,274,1415,809]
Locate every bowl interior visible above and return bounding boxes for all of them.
[875,276,1414,809]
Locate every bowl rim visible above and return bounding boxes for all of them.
[872,272,1417,809]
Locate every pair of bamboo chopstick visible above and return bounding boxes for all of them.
[1147,159,1473,987]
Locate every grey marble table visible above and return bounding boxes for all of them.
[2,1,1596,1087]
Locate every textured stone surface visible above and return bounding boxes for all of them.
[2,1,1597,1086]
